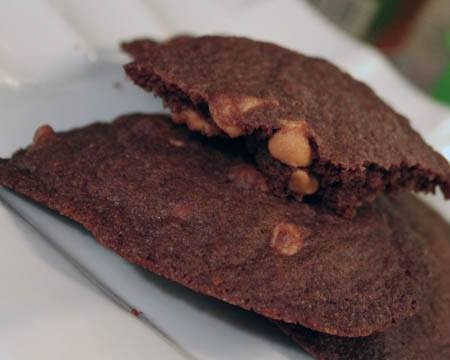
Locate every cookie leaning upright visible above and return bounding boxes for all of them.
[122,36,450,218]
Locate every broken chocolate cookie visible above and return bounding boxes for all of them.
[122,36,450,218]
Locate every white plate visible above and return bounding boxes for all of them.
[0,1,449,359]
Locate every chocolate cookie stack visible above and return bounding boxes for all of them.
[1,36,449,359]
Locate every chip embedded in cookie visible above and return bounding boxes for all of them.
[122,36,450,218]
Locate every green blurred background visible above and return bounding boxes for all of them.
[309,0,450,106]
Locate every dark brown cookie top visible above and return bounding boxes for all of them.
[0,114,428,337]
[122,36,450,216]
[278,194,450,360]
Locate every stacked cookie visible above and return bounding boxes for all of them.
[1,36,449,359]
[122,36,449,218]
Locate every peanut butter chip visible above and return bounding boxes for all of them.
[289,170,319,195]
[210,94,279,138]
[168,138,185,147]
[239,96,264,112]
[228,164,269,192]
[238,95,279,113]
[268,120,312,167]
[172,109,220,136]
[33,125,55,144]
[209,95,244,137]
[222,124,244,138]
[270,222,306,256]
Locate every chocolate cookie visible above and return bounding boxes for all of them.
[278,194,450,359]
[0,114,428,336]
[122,36,450,218]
